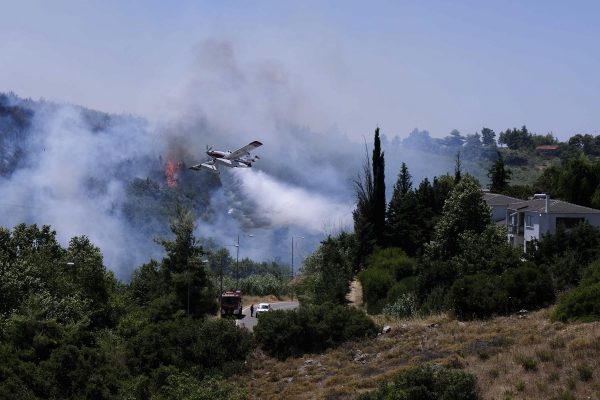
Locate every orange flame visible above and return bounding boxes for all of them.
[165,159,182,187]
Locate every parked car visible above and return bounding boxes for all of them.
[255,303,271,317]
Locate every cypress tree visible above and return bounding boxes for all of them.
[372,128,386,247]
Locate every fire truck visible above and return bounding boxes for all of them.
[221,290,243,316]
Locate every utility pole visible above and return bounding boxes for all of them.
[291,236,294,301]
[291,236,304,301]
[236,234,240,290]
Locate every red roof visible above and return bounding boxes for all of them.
[536,145,559,151]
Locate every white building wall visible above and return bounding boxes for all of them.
[526,212,600,243]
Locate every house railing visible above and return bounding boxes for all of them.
[507,225,524,235]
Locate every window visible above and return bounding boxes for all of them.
[525,215,534,229]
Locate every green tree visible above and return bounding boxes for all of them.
[372,127,386,247]
[487,151,512,193]
[387,163,420,254]
[298,233,355,305]
[155,205,215,317]
[353,143,376,268]
[481,127,496,146]
[426,175,491,260]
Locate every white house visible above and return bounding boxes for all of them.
[482,192,522,222]
[505,194,600,252]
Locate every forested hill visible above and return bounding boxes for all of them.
[3,92,600,277]
[0,93,221,278]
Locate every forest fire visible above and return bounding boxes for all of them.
[164,158,182,187]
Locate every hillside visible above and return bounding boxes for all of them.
[244,308,600,399]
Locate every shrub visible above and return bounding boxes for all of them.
[383,293,417,319]
[359,249,417,314]
[552,282,600,322]
[500,264,555,311]
[450,274,506,320]
[515,355,538,372]
[576,364,593,382]
[386,276,417,304]
[124,317,252,377]
[254,303,378,360]
[420,286,451,315]
[358,365,480,400]
[366,248,415,281]
[358,267,394,314]
[152,374,247,400]
[580,260,600,286]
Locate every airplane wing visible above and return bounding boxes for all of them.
[226,140,263,160]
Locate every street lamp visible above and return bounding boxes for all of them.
[291,236,304,301]
[225,234,254,290]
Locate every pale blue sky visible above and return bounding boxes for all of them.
[2,0,599,140]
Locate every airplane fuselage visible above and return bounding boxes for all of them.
[190,140,262,174]
[207,150,229,159]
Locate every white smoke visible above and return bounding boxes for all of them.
[0,102,164,277]
[231,169,353,232]
[0,38,457,279]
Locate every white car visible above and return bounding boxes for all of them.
[255,303,271,317]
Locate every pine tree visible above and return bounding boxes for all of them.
[488,151,512,193]
[481,127,496,146]
[372,128,386,247]
[156,204,215,317]
[387,163,418,254]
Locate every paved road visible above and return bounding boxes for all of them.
[235,301,299,331]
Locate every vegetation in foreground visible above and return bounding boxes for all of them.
[244,309,600,400]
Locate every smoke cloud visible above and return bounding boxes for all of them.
[0,38,458,279]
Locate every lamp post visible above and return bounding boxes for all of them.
[225,234,254,290]
[291,236,304,301]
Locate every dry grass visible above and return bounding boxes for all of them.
[239,307,600,399]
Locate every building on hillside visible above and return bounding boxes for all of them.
[505,194,600,252]
[482,192,523,222]
[535,144,559,153]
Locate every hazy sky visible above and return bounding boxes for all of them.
[2,0,599,140]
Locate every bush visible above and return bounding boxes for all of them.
[501,264,555,311]
[383,293,417,319]
[124,317,252,377]
[366,248,415,281]
[358,365,480,400]
[552,282,600,322]
[359,249,416,314]
[450,274,506,320]
[152,374,247,400]
[386,276,417,304]
[254,303,378,360]
[358,267,394,314]
[581,260,600,286]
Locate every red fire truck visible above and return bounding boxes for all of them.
[221,290,243,316]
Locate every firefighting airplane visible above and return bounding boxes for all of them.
[189,140,263,174]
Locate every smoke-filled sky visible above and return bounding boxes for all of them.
[2,1,600,139]
[2,1,600,277]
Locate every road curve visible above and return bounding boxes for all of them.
[235,301,299,332]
